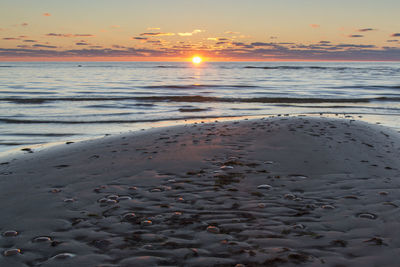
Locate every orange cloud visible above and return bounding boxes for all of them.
[177,29,204,36]
[358,28,375,32]
[132,37,148,40]
[46,33,95,37]
[147,27,161,30]
[21,23,28,27]
[310,24,320,28]
[43,13,51,16]
[140,32,175,36]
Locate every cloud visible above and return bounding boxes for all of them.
[207,37,218,41]
[348,34,364,38]
[147,27,161,30]
[358,28,375,32]
[251,42,273,47]
[177,32,193,37]
[46,33,95,38]
[177,29,204,36]
[140,32,175,36]
[32,44,57,48]
[3,37,19,40]
[132,37,148,40]
[21,23,28,27]
[335,44,376,48]
[23,40,37,43]
[147,40,162,45]
[387,40,398,42]
[75,42,88,46]
[391,33,400,37]
[1,36,399,61]
[310,24,320,28]
[225,31,239,34]
[43,13,51,16]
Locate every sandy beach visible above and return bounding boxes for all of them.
[0,116,399,266]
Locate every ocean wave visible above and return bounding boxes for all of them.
[244,66,355,70]
[2,96,399,104]
[141,84,259,89]
[0,115,239,124]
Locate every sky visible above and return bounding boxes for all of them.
[1,0,400,61]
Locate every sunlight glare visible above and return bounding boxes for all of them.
[192,56,202,64]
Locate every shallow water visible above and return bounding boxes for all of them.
[0,61,399,152]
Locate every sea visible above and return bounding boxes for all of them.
[0,61,399,153]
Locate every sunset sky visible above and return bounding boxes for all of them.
[1,0,400,61]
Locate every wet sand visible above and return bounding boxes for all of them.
[0,117,399,266]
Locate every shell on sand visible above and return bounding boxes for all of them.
[2,230,18,237]
[257,184,272,190]
[33,236,52,242]
[51,253,76,260]
[141,220,153,226]
[3,249,21,256]
[207,226,220,234]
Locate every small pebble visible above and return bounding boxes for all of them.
[284,193,296,200]
[235,264,245,267]
[98,198,108,203]
[206,226,220,234]
[3,230,18,237]
[167,179,176,183]
[33,236,52,242]
[177,197,184,202]
[64,198,75,203]
[122,213,136,221]
[264,161,274,164]
[50,189,61,193]
[289,174,308,179]
[141,220,153,226]
[105,199,118,205]
[293,224,305,230]
[379,191,389,196]
[52,253,76,260]
[257,184,272,190]
[258,203,266,208]
[107,195,119,200]
[3,249,21,256]
[220,165,234,170]
[117,196,132,201]
[150,188,162,192]
[322,205,335,210]
[129,186,137,190]
[358,213,377,220]
[173,211,182,217]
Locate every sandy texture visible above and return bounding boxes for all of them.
[0,117,399,267]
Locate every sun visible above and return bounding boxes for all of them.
[192,56,202,64]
